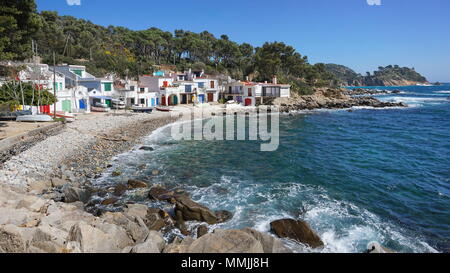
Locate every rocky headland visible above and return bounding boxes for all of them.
[272,88,407,112]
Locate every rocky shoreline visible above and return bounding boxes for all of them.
[272,88,407,112]
[0,89,402,253]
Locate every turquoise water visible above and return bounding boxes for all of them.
[98,84,450,253]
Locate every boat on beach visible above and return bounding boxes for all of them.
[131,106,154,113]
[16,114,54,122]
[155,106,171,112]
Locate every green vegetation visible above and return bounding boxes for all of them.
[325,64,428,86]
[0,0,335,96]
[0,81,57,108]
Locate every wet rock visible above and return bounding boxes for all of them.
[151,170,160,176]
[127,179,148,189]
[144,211,166,231]
[175,195,218,225]
[148,186,178,202]
[101,197,119,206]
[139,146,154,151]
[215,210,233,223]
[175,210,189,236]
[197,225,208,238]
[63,186,91,204]
[112,170,122,177]
[270,219,324,248]
[113,184,128,196]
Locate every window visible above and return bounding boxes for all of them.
[140,88,145,92]
[185,85,192,92]
[103,83,112,91]
[163,81,168,87]
[72,69,83,77]
[262,86,280,97]
[130,86,135,91]
[198,82,205,88]
[248,88,252,96]
[210,81,215,88]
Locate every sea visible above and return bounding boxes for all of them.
[93,84,450,253]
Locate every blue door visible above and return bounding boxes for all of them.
[151,98,155,106]
[79,99,86,109]
[199,94,205,103]
[156,98,159,105]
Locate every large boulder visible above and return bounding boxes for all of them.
[101,212,149,244]
[131,231,165,253]
[175,196,218,225]
[163,236,194,253]
[197,225,208,238]
[186,229,264,253]
[242,228,292,253]
[67,222,124,253]
[215,210,233,223]
[63,186,91,203]
[127,179,148,189]
[270,219,324,248]
[0,225,35,253]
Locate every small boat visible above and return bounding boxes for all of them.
[156,106,171,112]
[131,106,153,113]
[16,114,54,122]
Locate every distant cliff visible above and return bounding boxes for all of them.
[325,64,429,86]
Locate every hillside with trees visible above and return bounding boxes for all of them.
[325,64,429,86]
[0,0,335,95]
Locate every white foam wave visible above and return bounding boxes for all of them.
[434,90,450,94]
[186,175,439,253]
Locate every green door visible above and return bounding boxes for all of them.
[62,100,72,112]
[105,100,111,107]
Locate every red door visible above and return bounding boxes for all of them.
[207,93,214,102]
[161,96,166,106]
[245,98,252,106]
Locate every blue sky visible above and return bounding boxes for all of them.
[36,0,450,82]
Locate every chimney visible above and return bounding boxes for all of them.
[272,75,277,84]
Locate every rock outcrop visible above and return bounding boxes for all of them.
[270,219,324,248]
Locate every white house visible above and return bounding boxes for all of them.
[224,76,291,106]
[194,77,220,103]
[54,65,116,108]
[19,63,90,114]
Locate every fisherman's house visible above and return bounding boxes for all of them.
[139,69,220,106]
[18,63,90,114]
[224,76,291,106]
[54,65,115,109]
